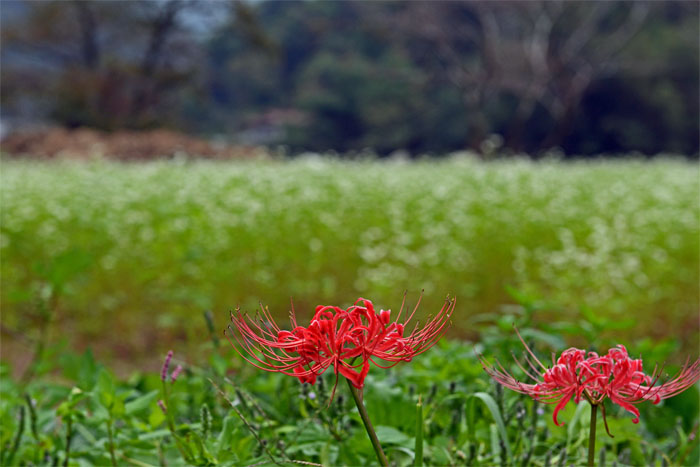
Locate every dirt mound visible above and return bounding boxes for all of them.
[0,127,265,160]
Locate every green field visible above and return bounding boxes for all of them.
[1,157,698,364]
[1,157,699,466]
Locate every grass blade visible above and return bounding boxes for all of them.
[470,392,512,460]
[414,395,423,467]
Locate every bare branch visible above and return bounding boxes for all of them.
[594,2,651,73]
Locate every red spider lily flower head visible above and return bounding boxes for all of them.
[581,345,700,424]
[225,294,454,399]
[355,294,455,366]
[480,329,700,427]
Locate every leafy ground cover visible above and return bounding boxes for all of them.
[1,318,698,466]
[1,157,698,366]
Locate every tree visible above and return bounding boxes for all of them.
[395,1,665,153]
[1,0,223,129]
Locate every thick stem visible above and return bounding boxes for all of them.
[347,379,388,467]
[588,404,598,467]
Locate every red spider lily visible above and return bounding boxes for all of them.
[225,295,454,397]
[480,330,700,427]
[581,345,700,423]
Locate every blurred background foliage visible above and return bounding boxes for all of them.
[1,0,698,156]
[1,158,697,370]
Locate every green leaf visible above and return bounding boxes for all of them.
[374,426,411,446]
[125,390,159,415]
[74,423,97,444]
[519,328,566,350]
[469,392,512,460]
[59,350,100,389]
[110,397,125,418]
[490,423,500,461]
[216,415,237,452]
[137,429,171,441]
[320,441,333,466]
[96,369,115,409]
[57,388,88,417]
[211,353,228,376]
[148,406,166,428]
[566,402,589,449]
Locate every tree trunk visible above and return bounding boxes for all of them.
[73,1,100,69]
[542,102,576,152]
[505,97,537,153]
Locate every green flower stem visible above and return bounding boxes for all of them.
[63,414,73,467]
[5,406,25,466]
[162,381,192,463]
[414,396,424,467]
[346,379,388,467]
[106,415,117,466]
[588,403,598,467]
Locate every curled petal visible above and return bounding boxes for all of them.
[552,390,575,426]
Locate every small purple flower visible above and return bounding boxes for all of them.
[161,350,173,382]
[158,399,167,414]
[171,365,183,382]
